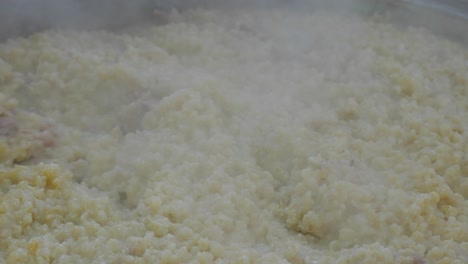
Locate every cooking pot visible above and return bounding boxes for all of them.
[1,0,468,44]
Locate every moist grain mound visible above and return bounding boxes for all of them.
[0,8,467,264]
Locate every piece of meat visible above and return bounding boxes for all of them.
[0,114,18,136]
[412,255,427,264]
[0,111,57,165]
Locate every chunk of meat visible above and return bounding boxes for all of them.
[0,101,57,165]
[0,114,18,136]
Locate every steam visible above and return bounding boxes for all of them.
[0,0,162,40]
[0,0,379,40]
[1,1,465,43]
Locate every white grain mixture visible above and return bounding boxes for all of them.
[0,8,467,264]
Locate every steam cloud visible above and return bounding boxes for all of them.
[0,0,156,39]
[0,0,378,40]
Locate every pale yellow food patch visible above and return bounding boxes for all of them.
[0,8,467,264]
